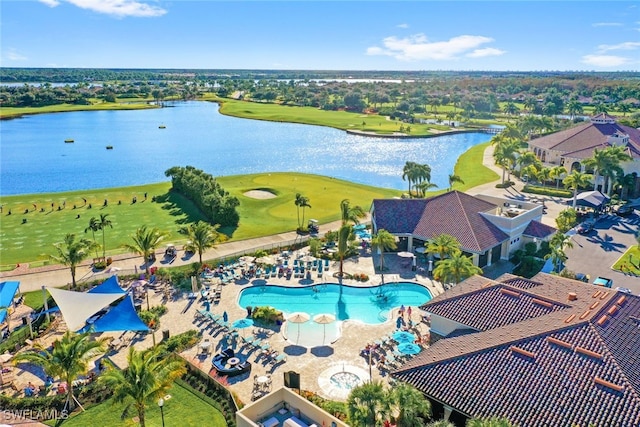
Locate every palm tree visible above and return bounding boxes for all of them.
[389,382,431,427]
[337,199,366,277]
[563,171,593,207]
[122,226,168,275]
[426,234,461,263]
[294,193,311,229]
[413,163,433,196]
[546,232,574,273]
[371,229,397,272]
[466,416,514,427]
[51,233,98,289]
[402,161,418,196]
[346,380,389,427]
[433,252,483,285]
[14,330,107,411]
[179,221,222,264]
[448,174,464,191]
[99,346,186,427]
[415,180,438,197]
[583,147,631,195]
[492,136,520,184]
[98,213,112,260]
[550,166,567,189]
[84,216,101,259]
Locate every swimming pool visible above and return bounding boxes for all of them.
[238,282,432,325]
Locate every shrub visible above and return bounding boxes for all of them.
[160,330,199,355]
[495,181,514,188]
[522,184,572,198]
[251,306,284,325]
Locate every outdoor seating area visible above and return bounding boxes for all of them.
[200,250,332,286]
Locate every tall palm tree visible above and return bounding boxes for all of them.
[294,193,311,229]
[583,147,631,195]
[51,233,98,289]
[338,199,366,277]
[179,221,222,264]
[122,226,168,275]
[371,229,397,272]
[402,161,418,196]
[98,213,113,260]
[563,171,593,207]
[466,416,514,427]
[413,163,432,196]
[99,346,186,427]
[84,216,101,259]
[346,380,389,427]
[433,252,483,285]
[14,331,107,411]
[492,136,520,185]
[549,166,567,189]
[546,232,574,273]
[389,382,431,427]
[426,234,461,263]
[448,174,464,191]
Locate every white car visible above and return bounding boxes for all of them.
[615,287,632,294]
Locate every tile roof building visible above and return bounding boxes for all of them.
[528,113,640,197]
[371,191,556,268]
[392,273,640,427]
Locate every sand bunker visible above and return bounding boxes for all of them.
[244,190,277,199]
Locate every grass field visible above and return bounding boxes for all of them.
[0,174,401,267]
[205,94,445,136]
[50,380,227,427]
[612,245,640,276]
[0,101,157,119]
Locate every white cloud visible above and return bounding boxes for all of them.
[596,41,640,52]
[366,33,499,61]
[467,47,505,58]
[40,0,167,17]
[397,23,409,29]
[6,49,28,61]
[581,54,631,67]
[592,22,623,27]
[39,0,61,7]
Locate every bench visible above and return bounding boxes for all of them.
[284,415,309,427]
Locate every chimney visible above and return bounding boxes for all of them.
[568,292,577,301]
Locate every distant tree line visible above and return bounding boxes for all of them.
[164,166,239,227]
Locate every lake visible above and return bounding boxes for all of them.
[0,101,491,196]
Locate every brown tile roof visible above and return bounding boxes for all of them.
[392,274,640,427]
[522,220,557,239]
[372,191,509,253]
[529,119,640,160]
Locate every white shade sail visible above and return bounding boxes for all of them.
[47,287,123,332]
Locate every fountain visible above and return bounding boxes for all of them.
[318,362,368,400]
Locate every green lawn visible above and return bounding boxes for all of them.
[207,95,442,136]
[0,174,400,267]
[51,381,227,427]
[453,141,500,191]
[612,246,640,276]
[0,101,157,119]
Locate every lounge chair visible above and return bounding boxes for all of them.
[270,353,287,366]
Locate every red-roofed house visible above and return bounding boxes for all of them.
[371,191,556,268]
[528,114,640,196]
[392,273,640,427]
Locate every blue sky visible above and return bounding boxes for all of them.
[2,1,639,71]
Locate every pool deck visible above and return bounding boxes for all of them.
[5,246,442,407]
[177,247,443,404]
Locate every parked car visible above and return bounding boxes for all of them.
[575,273,590,283]
[593,276,613,288]
[615,204,635,217]
[577,220,595,234]
[615,287,632,294]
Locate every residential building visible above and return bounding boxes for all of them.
[370,191,556,268]
[392,273,640,427]
[527,113,640,196]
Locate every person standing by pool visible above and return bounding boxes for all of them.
[399,304,405,317]
[407,306,412,319]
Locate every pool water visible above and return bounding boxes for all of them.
[238,282,432,325]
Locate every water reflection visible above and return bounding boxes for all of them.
[0,101,491,195]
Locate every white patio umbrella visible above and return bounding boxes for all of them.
[313,313,336,345]
[255,255,275,265]
[287,312,310,344]
[397,251,414,258]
